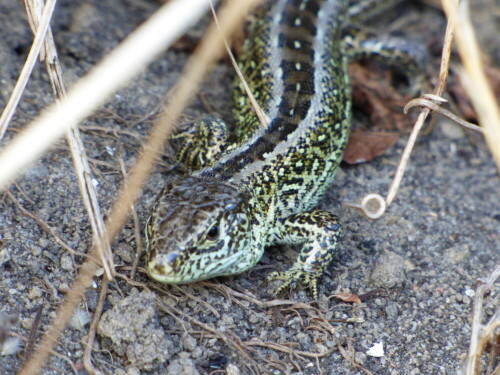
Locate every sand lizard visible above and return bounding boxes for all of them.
[145,0,425,297]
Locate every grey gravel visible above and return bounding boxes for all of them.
[181,335,198,352]
[0,249,11,267]
[0,0,498,374]
[165,354,200,375]
[369,250,407,288]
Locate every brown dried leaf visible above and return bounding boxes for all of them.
[344,62,416,164]
[344,129,399,164]
[349,61,414,133]
[332,292,362,304]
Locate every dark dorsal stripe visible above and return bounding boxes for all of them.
[202,0,340,180]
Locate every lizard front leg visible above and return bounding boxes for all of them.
[171,115,228,171]
[270,210,342,299]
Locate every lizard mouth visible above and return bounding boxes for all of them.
[147,252,188,284]
[147,251,244,284]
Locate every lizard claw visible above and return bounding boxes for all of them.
[268,268,320,299]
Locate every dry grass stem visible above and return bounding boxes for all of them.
[171,285,221,318]
[11,333,79,375]
[171,282,342,371]
[442,0,500,170]
[199,282,272,319]
[201,282,312,309]
[208,1,270,128]
[0,0,210,192]
[81,124,143,142]
[23,0,115,281]
[17,1,262,373]
[4,0,493,373]
[437,1,500,373]
[18,255,100,375]
[155,281,343,373]
[0,0,56,139]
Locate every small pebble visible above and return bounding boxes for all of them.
[0,249,11,266]
[60,254,73,272]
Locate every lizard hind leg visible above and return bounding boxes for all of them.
[270,210,343,299]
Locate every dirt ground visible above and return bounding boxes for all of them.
[0,0,499,374]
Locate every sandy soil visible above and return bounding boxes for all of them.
[0,0,499,374]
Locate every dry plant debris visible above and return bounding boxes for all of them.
[0,0,498,374]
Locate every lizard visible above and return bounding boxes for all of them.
[145,0,425,298]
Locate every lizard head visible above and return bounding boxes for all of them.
[145,174,256,284]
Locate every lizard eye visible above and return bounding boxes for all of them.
[206,225,219,240]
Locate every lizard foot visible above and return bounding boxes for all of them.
[269,267,320,299]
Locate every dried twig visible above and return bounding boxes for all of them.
[83,279,108,375]
[338,343,374,375]
[6,190,82,257]
[405,96,482,133]
[244,339,336,359]
[346,3,456,219]
[464,264,500,374]
[157,298,266,375]
[116,153,142,280]
[21,305,43,366]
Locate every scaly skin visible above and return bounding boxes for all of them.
[145,0,424,297]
